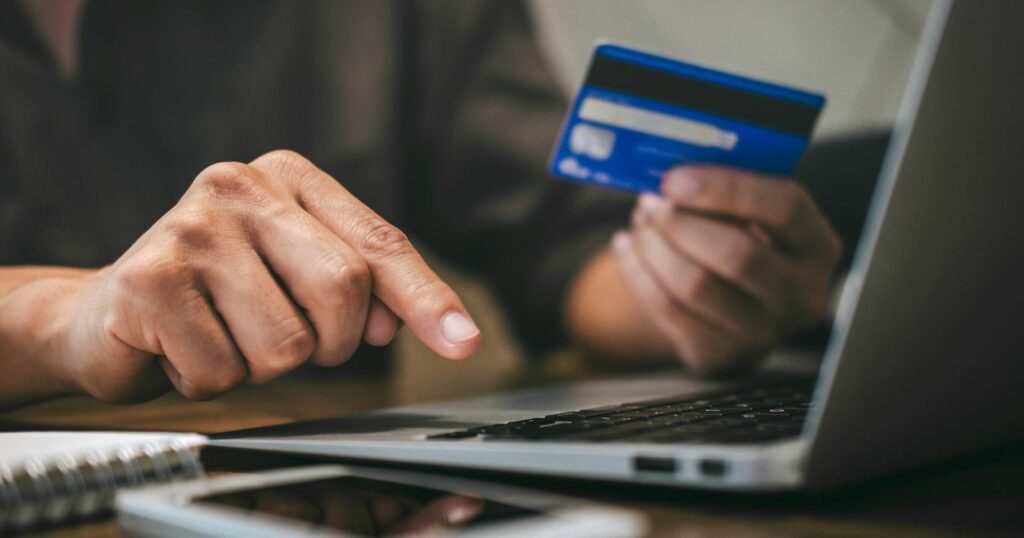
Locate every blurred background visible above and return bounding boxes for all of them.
[532,0,932,137]
[395,0,932,403]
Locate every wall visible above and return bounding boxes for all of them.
[530,0,932,138]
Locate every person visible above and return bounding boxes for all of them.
[0,0,841,409]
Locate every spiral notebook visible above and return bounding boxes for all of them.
[0,431,207,531]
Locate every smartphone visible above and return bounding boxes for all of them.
[116,465,645,537]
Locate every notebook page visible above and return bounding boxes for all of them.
[0,431,207,470]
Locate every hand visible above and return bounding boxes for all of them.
[611,165,841,375]
[51,150,481,402]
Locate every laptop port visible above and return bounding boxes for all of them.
[699,459,728,477]
[633,456,677,474]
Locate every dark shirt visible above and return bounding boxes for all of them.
[0,0,889,368]
[0,0,637,367]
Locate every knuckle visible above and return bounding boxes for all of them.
[195,366,245,397]
[257,319,315,380]
[187,366,244,395]
[163,209,219,252]
[252,150,321,193]
[255,149,309,171]
[356,218,411,259]
[403,275,449,303]
[313,332,362,367]
[194,161,266,201]
[316,255,371,304]
[179,384,215,401]
[116,253,190,296]
[722,234,763,280]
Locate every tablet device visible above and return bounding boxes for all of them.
[116,465,646,537]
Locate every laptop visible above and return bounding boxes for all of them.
[212,0,1024,492]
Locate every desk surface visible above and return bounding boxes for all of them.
[4,375,1024,537]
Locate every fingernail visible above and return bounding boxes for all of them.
[664,169,701,198]
[637,192,660,214]
[441,311,479,344]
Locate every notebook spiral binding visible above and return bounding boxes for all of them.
[0,438,204,531]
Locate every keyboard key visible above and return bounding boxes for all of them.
[426,379,815,444]
[427,430,478,440]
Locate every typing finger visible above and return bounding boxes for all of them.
[250,150,481,360]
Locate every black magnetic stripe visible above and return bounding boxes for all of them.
[585,55,821,137]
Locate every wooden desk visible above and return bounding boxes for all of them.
[4,375,1024,537]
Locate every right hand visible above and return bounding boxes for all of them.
[51,150,481,403]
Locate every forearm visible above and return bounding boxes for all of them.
[566,249,675,364]
[0,266,94,296]
[0,267,92,408]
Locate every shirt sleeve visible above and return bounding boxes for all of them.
[404,0,634,356]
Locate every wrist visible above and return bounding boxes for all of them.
[0,270,99,403]
[567,249,675,362]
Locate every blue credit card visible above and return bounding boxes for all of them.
[548,43,826,193]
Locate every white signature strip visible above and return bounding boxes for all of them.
[578,97,738,150]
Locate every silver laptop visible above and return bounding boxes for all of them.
[212,0,1024,492]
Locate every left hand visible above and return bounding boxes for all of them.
[611,165,842,375]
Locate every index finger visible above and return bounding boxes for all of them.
[250,151,480,360]
[660,165,839,256]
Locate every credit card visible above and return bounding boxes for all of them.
[548,43,826,193]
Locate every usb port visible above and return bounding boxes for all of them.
[699,459,728,477]
[633,456,677,474]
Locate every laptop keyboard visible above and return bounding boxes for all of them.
[427,380,815,444]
